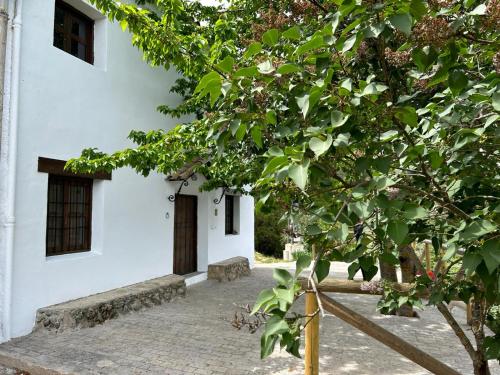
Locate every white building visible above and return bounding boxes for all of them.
[0,0,254,342]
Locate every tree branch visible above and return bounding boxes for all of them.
[436,302,477,361]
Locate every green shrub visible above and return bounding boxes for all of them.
[255,208,287,258]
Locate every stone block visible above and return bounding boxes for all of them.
[207,256,250,282]
[34,274,186,333]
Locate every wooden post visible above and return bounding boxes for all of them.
[319,293,461,375]
[424,240,431,273]
[305,244,319,375]
[305,291,319,375]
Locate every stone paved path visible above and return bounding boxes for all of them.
[0,266,498,375]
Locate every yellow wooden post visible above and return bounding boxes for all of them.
[305,290,319,375]
[424,241,431,273]
[305,244,319,375]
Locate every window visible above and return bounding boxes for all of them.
[53,0,94,64]
[225,195,240,235]
[46,175,93,256]
[225,195,234,235]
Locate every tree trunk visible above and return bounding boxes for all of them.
[379,260,397,281]
[473,359,491,375]
[379,253,398,315]
[397,245,417,317]
[472,298,491,375]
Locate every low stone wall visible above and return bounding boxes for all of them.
[34,274,186,333]
[207,256,250,282]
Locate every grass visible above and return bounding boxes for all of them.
[255,251,289,263]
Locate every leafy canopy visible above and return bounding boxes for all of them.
[70,0,499,366]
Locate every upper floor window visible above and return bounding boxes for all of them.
[53,0,94,64]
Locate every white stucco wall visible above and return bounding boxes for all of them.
[7,0,254,338]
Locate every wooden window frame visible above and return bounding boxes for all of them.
[46,174,93,256]
[39,157,111,257]
[53,0,94,64]
[225,195,235,235]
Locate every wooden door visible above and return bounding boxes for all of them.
[174,194,197,275]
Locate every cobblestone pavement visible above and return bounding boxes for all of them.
[0,266,498,375]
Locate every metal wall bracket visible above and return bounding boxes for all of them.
[168,173,197,202]
[213,188,227,205]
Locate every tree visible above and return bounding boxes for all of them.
[69,0,499,373]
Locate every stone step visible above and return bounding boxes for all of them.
[207,256,250,282]
[35,274,186,333]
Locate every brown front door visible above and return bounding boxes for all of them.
[174,194,197,275]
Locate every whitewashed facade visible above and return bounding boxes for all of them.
[0,0,254,342]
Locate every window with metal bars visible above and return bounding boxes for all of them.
[53,0,94,64]
[46,175,93,256]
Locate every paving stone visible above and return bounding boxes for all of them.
[0,266,498,374]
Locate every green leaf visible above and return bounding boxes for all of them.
[257,60,275,74]
[480,239,500,274]
[448,70,468,95]
[340,78,352,92]
[349,201,371,219]
[403,205,428,220]
[389,13,413,36]
[266,110,277,125]
[296,35,325,56]
[235,123,247,141]
[332,223,349,242]
[234,66,259,78]
[265,315,289,337]
[394,106,418,127]
[398,296,409,307]
[362,83,388,96]
[306,224,322,235]
[251,126,263,148]
[288,161,309,190]
[333,133,350,147]
[387,221,409,245]
[412,47,437,72]
[443,244,457,261]
[309,135,333,157]
[410,0,427,19]
[348,262,360,280]
[296,254,311,275]
[374,176,396,190]
[429,151,444,169]
[469,4,487,15]
[316,259,330,283]
[296,94,310,118]
[492,92,500,111]
[463,252,482,277]
[341,34,357,53]
[216,56,234,73]
[282,26,301,40]
[330,111,349,128]
[273,268,293,286]
[262,29,280,46]
[373,157,391,173]
[274,287,294,304]
[194,71,221,94]
[251,289,275,315]
[277,64,302,75]
[244,42,262,59]
[261,334,278,359]
[262,156,287,176]
[380,130,398,142]
[460,220,496,241]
